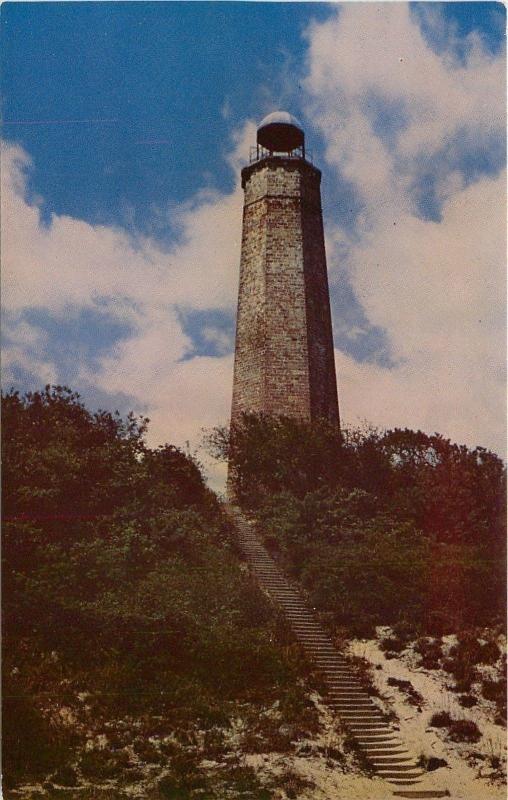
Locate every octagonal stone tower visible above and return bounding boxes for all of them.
[230,111,340,430]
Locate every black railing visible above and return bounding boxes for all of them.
[249,145,312,164]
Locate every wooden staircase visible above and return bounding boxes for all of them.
[228,506,449,798]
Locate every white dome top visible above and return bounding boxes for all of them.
[258,111,303,132]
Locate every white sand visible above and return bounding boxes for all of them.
[349,633,506,799]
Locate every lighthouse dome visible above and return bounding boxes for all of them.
[257,111,304,152]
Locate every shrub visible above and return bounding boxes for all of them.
[242,721,293,754]
[52,765,78,786]
[387,677,423,706]
[277,768,315,799]
[79,749,121,780]
[4,389,318,791]
[157,774,191,800]
[418,754,448,771]
[132,738,164,764]
[478,640,501,665]
[222,765,267,795]
[430,711,452,728]
[454,678,475,694]
[421,654,441,670]
[380,636,405,653]
[170,750,200,779]
[449,634,501,670]
[1,682,73,788]
[482,679,507,723]
[458,694,477,708]
[441,654,477,692]
[415,637,442,670]
[482,679,506,703]
[447,719,481,743]
[392,619,420,643]
[202,728,226,759]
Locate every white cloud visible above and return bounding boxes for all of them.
[0,130,253,488]
[303,4,506,456]
[304,4,504,216]
[1,128,253,318]
[1,4,505,499]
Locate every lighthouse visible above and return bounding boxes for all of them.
[230,111,340,429]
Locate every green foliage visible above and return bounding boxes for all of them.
[210,413,506,638]
[430,711,453,728]
[2,387,308,790]
[414,637,443,670]
[1,674,73,788]
[386,677,423,707]
[207,413,345,506]
[418,755,448,772]
[447,719,482,743]
[458,694,477,708]
[275,768,315,798]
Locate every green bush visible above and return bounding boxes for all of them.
[447,719,481,743]
[380,636,406,653]
[210,413,506,639]
[3,389,309,790]
[418,754,448,771]
[482,679,506,704]
[276,768,315,798]
[415,637,442,664]
[387,677,423,706]
[80,749,122,780]
[458,694,477,708]
[430,711,452,728]
[2,675,74,788]
[52,765,78,786]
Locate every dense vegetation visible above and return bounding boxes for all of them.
[4,392,505,794]
[2,389,318,797]
[210,413,506,639]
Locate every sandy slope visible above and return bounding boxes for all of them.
[349,633,506,800]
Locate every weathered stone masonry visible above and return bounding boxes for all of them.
[230,150,340,428]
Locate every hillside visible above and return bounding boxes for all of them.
[2,392,506,798]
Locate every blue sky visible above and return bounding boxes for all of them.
[1,2,506,483]
[2,4,504,232]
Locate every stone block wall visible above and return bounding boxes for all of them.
[230,156,339,429]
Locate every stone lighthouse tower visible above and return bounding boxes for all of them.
[230,111,340,431]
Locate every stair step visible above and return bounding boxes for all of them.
[327,686,364,692]
[376,765,422,773]
[332,695,369,700]
[336,693,377,700]
[229,508,449,799]
[334,707,378,713]
[333,708,383,716]
[330,695,372,701]
[392,792,450,798]
[346,723,390,731]
[321,660,351,664]
[316,665,353,671]
[371,753,414,761]
[294,630,330,635]
[356,735,401,743]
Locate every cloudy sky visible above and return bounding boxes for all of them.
[2,2,506,488]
